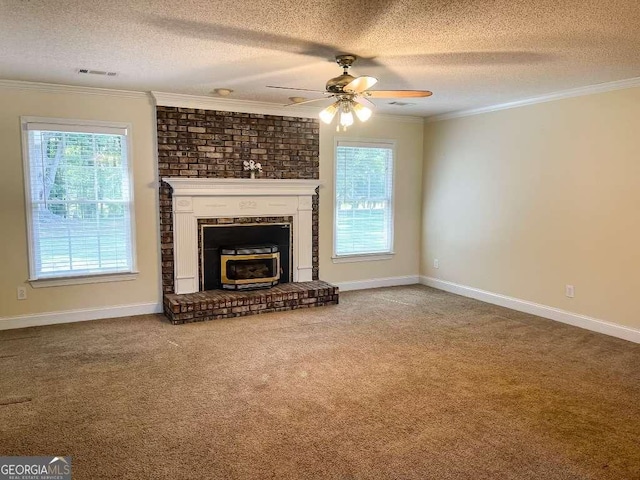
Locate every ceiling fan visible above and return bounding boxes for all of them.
[267,54,433,130]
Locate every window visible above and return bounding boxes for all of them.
[22,117,136,285]
[334,140,394,260]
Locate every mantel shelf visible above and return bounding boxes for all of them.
[162,177,323,197]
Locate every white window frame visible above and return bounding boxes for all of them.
[21,116,138,287]
[332,138,396,263]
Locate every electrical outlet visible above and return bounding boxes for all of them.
[17,286,27,300]
[434,258,439,269]
[565,285,575,298]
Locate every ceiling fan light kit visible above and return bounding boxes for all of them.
[267,54,433,130]
[319,99,373,131]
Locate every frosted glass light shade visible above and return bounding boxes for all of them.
[353,102,373,122]
[319,102,339,124]
[339,109,354,127]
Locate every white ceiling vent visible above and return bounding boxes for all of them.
[77,69,118,77]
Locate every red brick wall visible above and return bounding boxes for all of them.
[156,107,320,294]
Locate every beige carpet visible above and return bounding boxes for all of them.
[1,285,638,480]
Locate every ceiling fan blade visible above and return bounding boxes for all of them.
[267,85,327,93]
[284,97,332,107]
[344,76,378,93]
[354,96,376,109]
[366,90,433,98]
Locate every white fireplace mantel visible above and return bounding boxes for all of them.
[163,177,323,294]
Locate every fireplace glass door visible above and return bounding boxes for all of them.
[220,245,280,290]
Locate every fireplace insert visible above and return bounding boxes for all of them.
[201,223,291,291]
[220,245,280,290]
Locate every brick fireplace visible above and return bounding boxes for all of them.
[163,177,320,294]
[156,106,338,323]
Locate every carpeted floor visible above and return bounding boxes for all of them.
[1,285,638,479]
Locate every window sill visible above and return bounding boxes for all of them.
[29,272,139,288]
[331,253,395,264]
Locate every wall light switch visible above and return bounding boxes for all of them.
[17,286,27,300]
[434,259,439,269]
[565,285,575,298]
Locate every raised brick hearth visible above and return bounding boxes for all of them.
[164,281,338,324]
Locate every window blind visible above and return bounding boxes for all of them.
[334,141,394,256]
[25,124,134,279]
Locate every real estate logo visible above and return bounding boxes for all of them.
[0,456,71,480]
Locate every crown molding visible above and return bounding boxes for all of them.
[151,91,424,124]
[0,79,149,99]
[426,76,640,123]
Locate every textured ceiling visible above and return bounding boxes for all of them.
[1,0,639,116]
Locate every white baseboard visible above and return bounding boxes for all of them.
[0,302,163,331]
[334,275,420,292]
[420,276,640,344]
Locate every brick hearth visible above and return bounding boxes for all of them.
[163,281,339,325]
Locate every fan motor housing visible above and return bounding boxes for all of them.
[326,54,358,93]
[326,73,356,93]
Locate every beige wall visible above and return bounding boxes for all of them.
[319,117,424,284]
[0,87,161,320]
[0,85,424,320]
[421,87,640,329]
